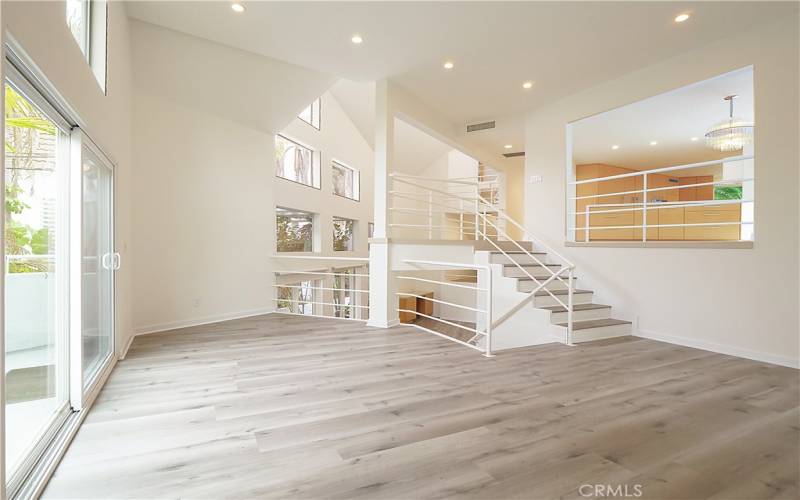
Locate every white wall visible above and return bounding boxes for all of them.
[130,21,373,333]
[131,90,274,333]
[277,92,374,257]
[2,0,134,356]
[524,17,799,367]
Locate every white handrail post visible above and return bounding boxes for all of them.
[484,264,493,357]
[427,191,433,239]
[567,267,575,346]
[459,199,464,240]
[642,173,648,242]
[585,205,590,242]
[474,199,479,240]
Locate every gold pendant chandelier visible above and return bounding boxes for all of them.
[705,95,754,152]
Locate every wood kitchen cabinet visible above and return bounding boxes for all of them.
[576,164,741,242]
[684,204,741,240]
[657,206,685,240]
[633,208,658,240]
[679,176,714,201]
[588,209,634,240]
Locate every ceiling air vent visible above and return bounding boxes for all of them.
[503,151,525,158]
[466,120,496,133]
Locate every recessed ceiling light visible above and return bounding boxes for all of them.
[650,140,658,146]
[522,81,534,89]
[231,2,245,13]
[674,13,690,23]
[351,34,363,44]
[690,137,699,141]
[611,145,619,150]
[504,144,513,149]
[443,61,454,70]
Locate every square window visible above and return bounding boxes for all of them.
[277,280,315,314]
[66,0,107,91]
[333,216,355,252]
[298,98,321,129]
[276,207,315,252]
[332,161,359,201]
[333,270,354,319]
[275,135,320,188]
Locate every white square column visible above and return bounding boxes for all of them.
[367,80,399,328]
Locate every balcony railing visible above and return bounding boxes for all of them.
[271,255,370,321]
[568,155,754,242]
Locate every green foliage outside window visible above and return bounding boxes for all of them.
[714,185,743,200]
[5,85,56,273]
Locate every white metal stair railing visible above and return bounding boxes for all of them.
[397,259,493,357]
[271,255,370,321]
[387,174,578,346]
[472,194,577,345]
[389,173,504,240]
[568,154,754,242]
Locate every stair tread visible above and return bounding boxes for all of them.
[556,318,632,329]
[534,289,591,296]
[490,251,546,254]
[542,303,610,312]
[503,263,561,267]
[517,276,577,281]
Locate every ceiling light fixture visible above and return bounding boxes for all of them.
[705,95,754,152]
[611,145,619,150]
[690,137,699,141]
[351,34,363,44]
[649,141,658,146]
[231,2,245,13]
[674,13,690,23]
[443,61,454,70]
[522,81,533,89]
[504,144,513,149]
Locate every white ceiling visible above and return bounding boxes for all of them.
[393,118,453,174]
[572,67,753,171]
[125,1,790,156]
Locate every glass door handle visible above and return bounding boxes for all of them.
[101,253,113,270]
[112,252,121,271]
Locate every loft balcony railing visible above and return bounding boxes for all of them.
[568,155,754,242]
[271,255,370,321]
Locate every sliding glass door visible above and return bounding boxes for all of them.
[80,142,114,388]
[4,59,116,494]
[4,79,71,482]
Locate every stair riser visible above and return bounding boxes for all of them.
[517,280,571,292]
[490,254,550,266]
[573,323,631,343]
[550,307,611,323]
[534,293,593,307]
[552,322,632,343]
[475,240,533,251]
[504,267,574,280]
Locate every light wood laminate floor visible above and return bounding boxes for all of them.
[44,314,799,499]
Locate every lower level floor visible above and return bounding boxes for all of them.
[44,314,798,499]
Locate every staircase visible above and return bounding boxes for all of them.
[472,234,632,349]
[484,247,632,343]
[389,173,633,354]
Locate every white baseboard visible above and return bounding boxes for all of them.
[367,318,401,329]
[636,328,799,369]
[119,333,136,359]
[133,308,275,336]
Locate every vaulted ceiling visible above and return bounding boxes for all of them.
[125,1,792,157]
